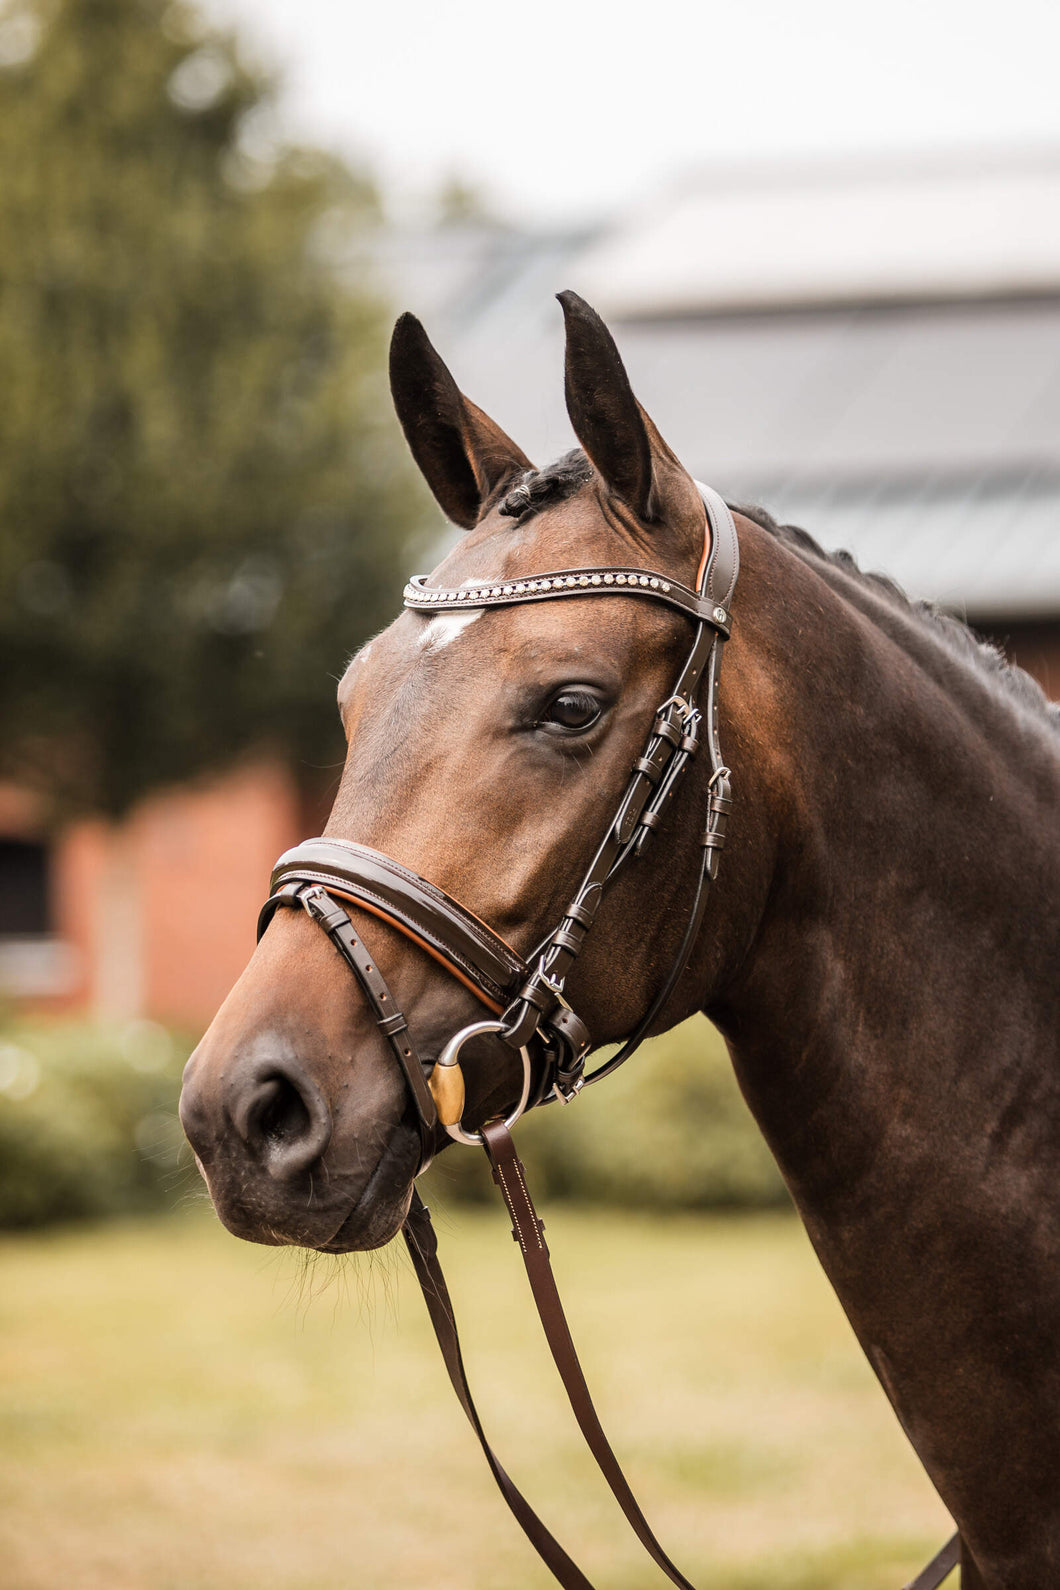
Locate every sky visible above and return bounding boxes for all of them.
[204,0,1060,224]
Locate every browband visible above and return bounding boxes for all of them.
[402,482,739,631]
[404,568,731,632]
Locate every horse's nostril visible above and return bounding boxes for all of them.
[254,1075,310,1145]
[236,1064,333,1182]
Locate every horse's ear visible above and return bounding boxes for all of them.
[389,313,533,530]
[558,290,699,529]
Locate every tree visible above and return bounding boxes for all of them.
[0,0,423,816]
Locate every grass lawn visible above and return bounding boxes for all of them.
[0,1197,951,1590]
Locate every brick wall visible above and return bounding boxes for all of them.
[1,760,304,1032]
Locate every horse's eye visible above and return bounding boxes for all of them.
[540,688,603,733]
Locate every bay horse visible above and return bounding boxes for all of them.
[180,292,1060,1589]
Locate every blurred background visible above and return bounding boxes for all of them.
[1,0,1057,1585]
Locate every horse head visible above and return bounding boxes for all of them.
[179,293,762,1251]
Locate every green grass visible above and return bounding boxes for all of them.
[0,1200,952,1590]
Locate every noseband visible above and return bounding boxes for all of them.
[254,484,959,1590]
[258,482,738,1167]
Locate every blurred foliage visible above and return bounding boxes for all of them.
[0,0,425,817]
[0,1017,192,1226]
[435,173,495,226]
[427,1016,790,1211]
[0,1015,785,1229]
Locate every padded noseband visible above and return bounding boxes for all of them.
[260,837,523,1012]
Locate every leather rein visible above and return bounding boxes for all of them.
[256,484,959,1590]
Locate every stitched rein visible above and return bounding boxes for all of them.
[256,485,958,1590]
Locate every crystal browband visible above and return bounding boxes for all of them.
[403,569,731,634]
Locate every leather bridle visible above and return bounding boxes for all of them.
[259,482,738,1166]
[254,483,959,1590]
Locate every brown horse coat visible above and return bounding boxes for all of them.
[181,293,1060,1588]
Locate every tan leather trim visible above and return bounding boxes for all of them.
[325,886,504,1014]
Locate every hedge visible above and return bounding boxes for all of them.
[423,1015,788,1211]
[0,1014,786,1229]
[0,1019,192,1228]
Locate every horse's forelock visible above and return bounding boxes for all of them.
[497,449,594,521]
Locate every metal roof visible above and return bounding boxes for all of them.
[573,153,1060,317]
[604,301,1060,484]
[365,160,1060,620]
[741,472,1060,621]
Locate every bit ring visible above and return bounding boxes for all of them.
[429,1020,532,1148]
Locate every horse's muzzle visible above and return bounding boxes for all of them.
[179,1035,417,1250]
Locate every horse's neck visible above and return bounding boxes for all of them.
[707,525,1060,1565]
[716,531,1059,1191]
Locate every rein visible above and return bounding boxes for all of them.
[256,484,959,1589]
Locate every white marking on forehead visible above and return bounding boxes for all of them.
[417,607,482,652]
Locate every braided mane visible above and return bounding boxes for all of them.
[736,502,1059,734]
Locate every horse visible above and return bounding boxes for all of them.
[179,291,1060,1589]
